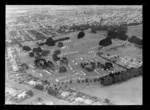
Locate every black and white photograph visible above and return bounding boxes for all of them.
[5,5,142,105]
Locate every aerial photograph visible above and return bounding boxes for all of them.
[5,5,142,105]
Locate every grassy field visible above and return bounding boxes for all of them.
[127,24,142,39]
[71,76,142,105]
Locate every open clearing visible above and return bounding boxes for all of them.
[72,76,142,105]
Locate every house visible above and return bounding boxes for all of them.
[75,97,84,102]
[28,80,36,86]
[17,91,27,99]
[83,99,93,104]
[61,91,70,97]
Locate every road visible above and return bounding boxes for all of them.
[97,55,129,70]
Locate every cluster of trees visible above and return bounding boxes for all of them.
[34,84,44,90]
[17,63,29,73]
[26,90,34,96]
[22,45,31,51]
[128,36,142,46]
[100,65,143,86]
[99,38,112,47]
[107,25,129,41]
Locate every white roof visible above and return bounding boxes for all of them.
[28,80,36,85]
[61,91,70,97]
[46,101,54,105]
[17,91,26,98]
[75,97,84,102]
[83,99,93,104]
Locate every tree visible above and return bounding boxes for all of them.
[85,78,89,83]
[97,77,102,82]
[65,85,67,88]
[101,76,113,86]
[58,66,67,73]
[82,80,85,83]
[78,31,85,39]
[128,36,142,45]
[107,25,128,40]
[138,65,143,75]
[121,71,128,81]
[117,34,129,41]
[34,84,44,90]
[22,45,31,51]
[125,71,131,79]
[91,28,97,33]
[117,73,123,82]
[69,80,72,84]
[130,68,139,77]
[113,74,119,83]
[26,90,33,96]
[77,80,80,83]
[117,25,128,35]
[93,78,98,82]
[104,98,111,104]
[45,37,55,46]
[99,38,112,47]
[47,88,57,96]
[107,28,118,39]
[41,50,50,57]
